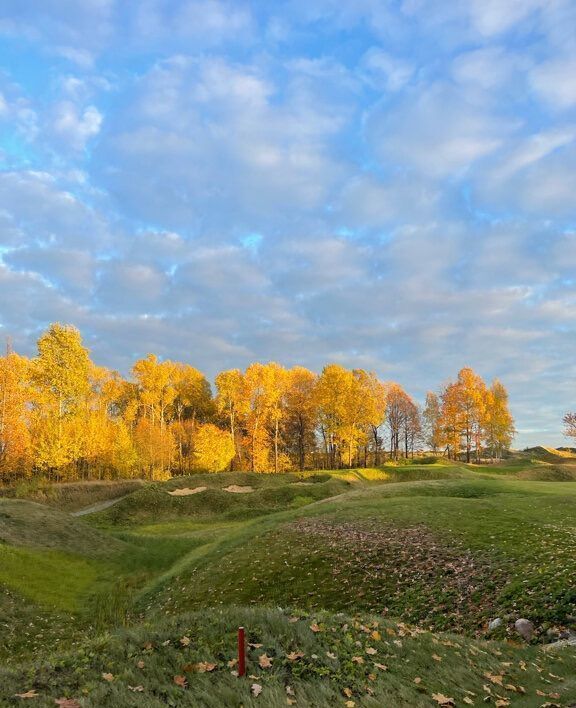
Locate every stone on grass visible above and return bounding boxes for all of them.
[514,618,534,641]
[488,618,502,632]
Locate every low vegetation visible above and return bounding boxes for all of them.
[1,455,575,705]
[2,607,575,707]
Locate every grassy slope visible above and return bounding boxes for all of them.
[1,459,576,705]
[145,475,576,639]
[0,480,145,512]
[0,499,202,660]
[88,472,351,527]
[1,606,575,707]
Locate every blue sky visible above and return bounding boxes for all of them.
[0,0,575,447]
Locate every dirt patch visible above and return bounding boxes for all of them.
[223,485,254,494]
[167,487,207,496]
[291,482,313,486]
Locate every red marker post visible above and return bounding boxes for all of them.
[238,626,246,677]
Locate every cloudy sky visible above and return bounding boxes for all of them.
[0,0,575,447]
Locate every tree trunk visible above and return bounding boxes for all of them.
[274,417,279,474]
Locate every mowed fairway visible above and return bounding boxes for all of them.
[1,456,576,706]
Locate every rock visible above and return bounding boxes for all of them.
[542,634,576,652]
[514,618,534,641]
[488,618,502,632]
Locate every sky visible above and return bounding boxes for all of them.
[0,0,575,448]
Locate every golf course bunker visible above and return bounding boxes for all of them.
[223,485,254,493]
[167,487,207,496]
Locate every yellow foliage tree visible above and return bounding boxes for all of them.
[192,423,235,472]
[30,324,92,478]
[283,367,318,470]
[484,380,515,459]
[0,352,32,481]
[215,368,247,470]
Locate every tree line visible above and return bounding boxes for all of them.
[0,324,515,483]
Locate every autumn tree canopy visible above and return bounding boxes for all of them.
[0,324,516,482]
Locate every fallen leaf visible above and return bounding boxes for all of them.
[162,640,171,646]
[463,698,474,705]
[365,647,377,655]
[179,636,191,647]
[326,651,336,659]
[286,686,295,696]
[345,702,355,707]
[101,673,114,682]
[137,660,145,669]
[248,642,263,649]
[432,693,455,707]
[288,617,299,623]
[14,691,39,699]
[414,677,422,685]
[371,631,381,641]
[258,654,273,669]
[173,675,187,687]
[54,700,80,708]
[432,654,442,662]
[251,683,263,697]
[495,700,510,707]
[194,662,217,673]
[373,662,388,671]
[351,656,365,664]
[310,623,321,632]
[343,687,353,698]
[484,673,504,686]
[286,651,304,661]
[128,686,144,693]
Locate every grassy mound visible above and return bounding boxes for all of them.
[0,499,126,556]
[1,606,574,707]
[517,465,576,481]
[90,473,351,527]
[522,446,576,464]
[0,480,145,512]
[148,478,576,637]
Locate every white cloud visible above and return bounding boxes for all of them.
[52,102,102,151]
[451,47,526,91]
[530,56,576,110]
[474,130,576,216]
[468,0,542,36]
[367,82,516,178]
[360,49,414,92]
[95,55,352,228]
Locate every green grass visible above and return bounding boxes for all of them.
[0,480,145,512]
[146,478,576,639]
[0,606,574,707]
[0,546,102,612]
[0,499,128,556]
[1,458,576,705]
[88,473,351,527]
